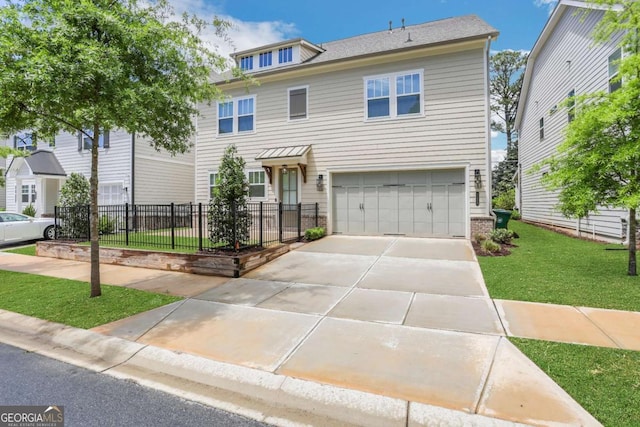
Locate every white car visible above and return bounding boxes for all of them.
[0,212,56,244]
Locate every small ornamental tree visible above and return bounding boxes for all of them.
[58,173,91,239]
[208,145,250,250]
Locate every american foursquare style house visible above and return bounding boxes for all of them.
[516,0,627,242]
[195,15,499,239]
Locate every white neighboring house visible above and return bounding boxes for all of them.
[3,130,195,217]
[196,15,499,238]
[0,137,9,210]
[515,0,627,241]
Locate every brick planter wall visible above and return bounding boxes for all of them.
[36,241,289,278]
[471,216,494,237]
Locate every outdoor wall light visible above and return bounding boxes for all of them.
[282,164,288,173]
[474,169,482,190]
[316,174,324,191]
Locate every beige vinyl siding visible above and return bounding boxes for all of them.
[518,6,626,240]
[300,45,318,62]
[133,135,195,204]
[196,46,489,223]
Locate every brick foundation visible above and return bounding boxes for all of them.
[471,216,494,237]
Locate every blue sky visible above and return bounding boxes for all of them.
[175,0,559,159]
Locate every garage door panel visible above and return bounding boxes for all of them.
[448,184,466,237]
[377,186,398,234]
[398,186,415,234]
[347,187,364,233]
[432,184,449,236]
[412,185,431,235]
[333,187,349,233]
[363,187,379,234]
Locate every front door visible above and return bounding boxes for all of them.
[280,168,298,237]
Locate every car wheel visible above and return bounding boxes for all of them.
[44,225,56,240]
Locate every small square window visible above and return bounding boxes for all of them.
[289,87,308,120]
[209,172,219,198]
[248,171,266,198]
[539,117,545,140]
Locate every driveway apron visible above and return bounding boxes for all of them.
[93,236,599,426]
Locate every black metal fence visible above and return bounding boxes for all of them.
[54,202,320,252]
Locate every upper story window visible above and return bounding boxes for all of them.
[288,86,308,120]
[539,117,545,140]
[240,55,253,71]
[608,48,622,93]
[364,70,423,120]
[13,132,35,152]
[278,47,293,64]
[567,89,576,123]
[217,96,256,135]
[79,129,109,150]
[259,51,272,68]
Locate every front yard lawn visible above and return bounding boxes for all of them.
[512,338,640,427]
[479,221,640,311]
[0,270,181,329]
[3,245,36,256]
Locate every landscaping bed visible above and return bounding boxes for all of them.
[36,240,290,278]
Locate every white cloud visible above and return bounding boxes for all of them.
[534,0,558,14]
[492,150,507,169]
[167,0,298,62]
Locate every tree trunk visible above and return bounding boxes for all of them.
[628,207,637,276]
[89,124,101,297]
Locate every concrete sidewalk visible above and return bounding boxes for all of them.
[2,239,636,426]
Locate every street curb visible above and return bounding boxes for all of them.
[0,309,528,427]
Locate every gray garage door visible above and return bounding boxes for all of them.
[332,170,466,237]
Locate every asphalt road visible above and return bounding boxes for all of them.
[0,342,267,427]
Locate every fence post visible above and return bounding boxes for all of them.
[54,206,58,239]
[259,202,263,247]
[170,202,176,249]
[198,203,203,252]
[315,202,319,228]
[297,202,302,241]
[278,202,283,243]
[125,203,129,246]
[232,201,237,250]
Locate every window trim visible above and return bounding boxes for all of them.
[363,69,424,121]
[240,55,254,71]
[216,95,257,136]
[13,132,36,152]
[21,184,36,204]
[78,129,110,151]
[208,172,219,199]
[287,85,309,121]
[259,51,273,68]
[608,48,622,93]
[247,169,267,201]
[539,117,545,141]
[98,181,125,205]
[278,46,293,64]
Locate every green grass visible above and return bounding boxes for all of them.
[3,245,36,256]
[478,221,640,311]
[511,338,640,427]
[0,270,181,329]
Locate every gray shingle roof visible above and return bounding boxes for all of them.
[23,150,66,176]
[214,15,498,82]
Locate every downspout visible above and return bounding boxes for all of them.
[484,35,493,216]
[194,111,198,203]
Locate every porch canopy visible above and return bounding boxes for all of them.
[255,145,311,184]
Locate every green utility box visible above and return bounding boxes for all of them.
[493,209,512,229]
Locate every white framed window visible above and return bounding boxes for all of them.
[608,48,622,93]
[288,86,308,120]
[209,172,219,198]
[248,170,267,199]
[98,183,124,205]
[539,117,545,140]
[240,55,253,71]
[259,51,272,68]
[278,47,293,64]
[217,96,256,135]
[79,129,109,150]
[364,70,423,120]
[14,132,35,152]
[209,170,267,200]
[21,184,36,204]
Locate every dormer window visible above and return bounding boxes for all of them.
[240,55,253,71]
[259,52,272,68]
[13,132,35,152]
[279,47,293,64]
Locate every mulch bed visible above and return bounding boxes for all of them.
[472,241,518,257]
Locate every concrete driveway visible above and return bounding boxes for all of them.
[92,236,599,426]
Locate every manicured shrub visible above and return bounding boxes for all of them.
[22,204,36,217]
[481,239,501,253]
[304,227,326,241]
[493,188,515,210]
[510,209,521,220]
[58,173,91,238]
[490,228,514,244]
[98,214,116,235]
